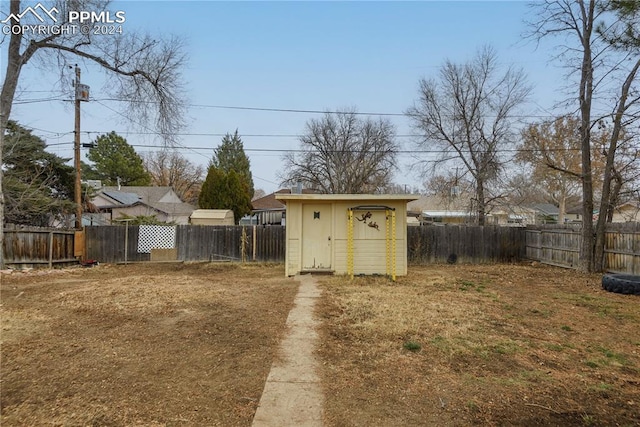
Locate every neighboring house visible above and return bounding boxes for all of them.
[565,205,583,223]
[612,202,640,223]
[91,186,196,225]
[408,194,559,226]
[531,203,560,224]
[489,205,537,226]
[251,188,318,225]
[407,194,475,224]
[558,202,639,223]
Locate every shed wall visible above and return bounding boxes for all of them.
[284,199,409,276]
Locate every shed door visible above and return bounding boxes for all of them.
[302,204,332,270]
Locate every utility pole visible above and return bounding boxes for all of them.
[74,66,89,230]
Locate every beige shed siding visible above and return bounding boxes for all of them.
[286,239,300,277]
[283,202,303,276]
[189,209,234,225]
[333,200,408,275]
[333,239,407,275]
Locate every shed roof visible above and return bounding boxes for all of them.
[275,194,419,203]
[190,209,233,219]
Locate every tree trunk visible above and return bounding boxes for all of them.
[0,0,26,269]
[593,59,640,273]
[578,0,596,273]
[558,194,567,224]
[476,180,486,226]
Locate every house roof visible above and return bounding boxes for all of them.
[96,186,195,216]
[407,194,472,213]
[101,186,173,205]
[252,188,318,211]
[153,202,197,216]
[532,203,560,216]
[101,190,140,205]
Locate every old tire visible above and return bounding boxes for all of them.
[602,274,640,296]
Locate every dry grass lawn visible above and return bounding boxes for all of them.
[317,264,640,426]
[1,262,298,426]
[1,262,639,426]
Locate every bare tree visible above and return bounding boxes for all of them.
[423,173,475,199]
[142,151,204,205]
[517,116,591,223]
[528,0,640,272]
[0,0,188,267]
[503,170,552,207]
[407,46,530,225]
[280,110,398,194]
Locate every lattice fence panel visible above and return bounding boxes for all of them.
[137,225,176,253]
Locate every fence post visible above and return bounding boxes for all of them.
[253,225,257,261]
[241,226,247,263]
[48,231,54,268]
[124,223,129,265]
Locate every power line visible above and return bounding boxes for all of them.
[14,96,613,120]
[13,96,69,104]
[45,140,586,154]
[92,99,210,161]
[79,130,424,138]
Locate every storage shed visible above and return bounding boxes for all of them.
[189,209,235,225]
[275,194,419,278]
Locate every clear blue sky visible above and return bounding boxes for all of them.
[3,1,565,194]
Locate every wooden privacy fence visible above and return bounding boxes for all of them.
[83,224,526,265]
[2,226,77,268]
[526,223,640,274]
[84,225,285,264]
[407,225,526,264]
[5,223,638,273]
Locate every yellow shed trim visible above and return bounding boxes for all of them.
[275,194,419,277]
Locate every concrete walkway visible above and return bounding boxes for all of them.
[252,274,324,427]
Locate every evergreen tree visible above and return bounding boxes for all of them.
[86,132,151,186]
[199,167,229,209]
[226,170,253,223]
[209,130,254,197]
[3,121,75,226]
[597,0,640,50]
[199,167,252,223]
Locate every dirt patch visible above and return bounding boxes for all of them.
[1,262,298,426]
[317,264,640,426]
